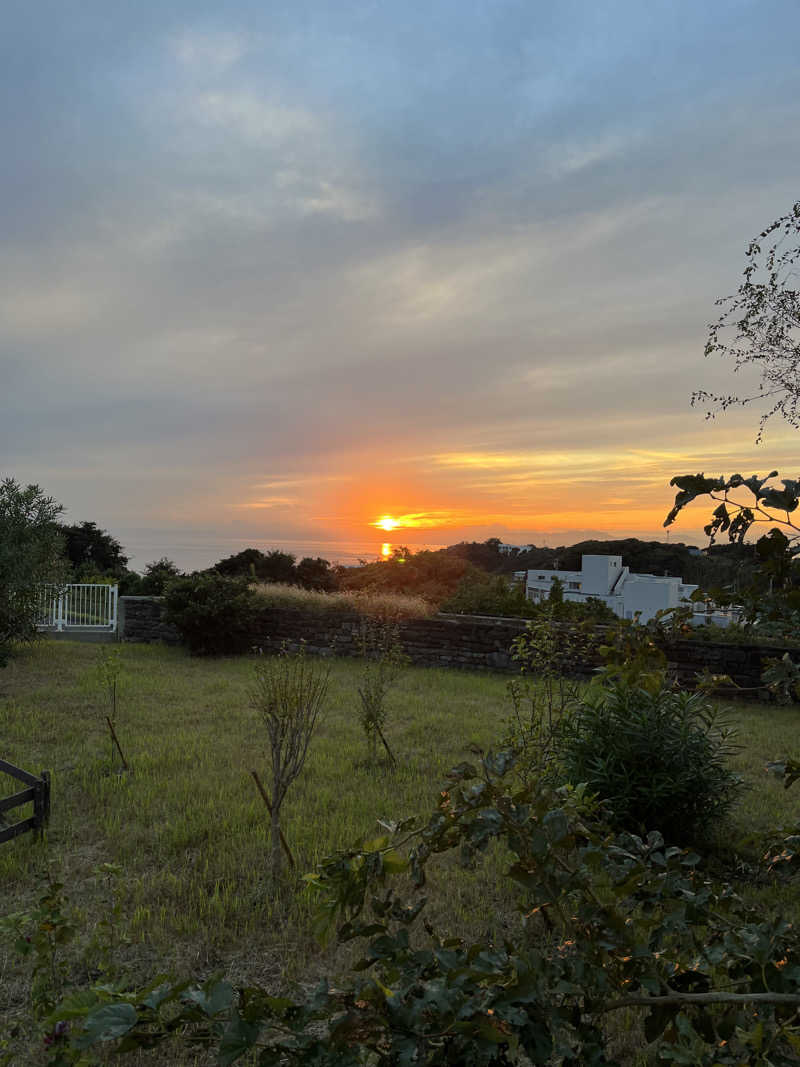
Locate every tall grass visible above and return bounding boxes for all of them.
[252,582,435,620]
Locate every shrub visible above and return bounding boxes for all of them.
[163,574,261,655]
[339,548,476,604]
[559,682,741,844]
[442,573,617,622]
[441,573,535,617]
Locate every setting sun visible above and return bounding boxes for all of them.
[375,515,398,531]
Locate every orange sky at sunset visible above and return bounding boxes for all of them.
[3,4,798,573]
[236,428,800,552]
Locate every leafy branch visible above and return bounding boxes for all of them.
[664,471,800,550]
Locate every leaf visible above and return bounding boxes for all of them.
[542,808,569,844]
[75,1003,138,1048]
[446,761,478,781]
[46,988,103,1021]
[218,1017,261,1066]
[759,486,800,512]
[483,750,515,778]
[645,1005,674,1043]
[665,475,726,526]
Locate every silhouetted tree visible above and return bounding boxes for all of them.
[295,557,337,591]
[695,200,800,441]
[59,521,129,577]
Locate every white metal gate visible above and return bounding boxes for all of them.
[37,584,118,632]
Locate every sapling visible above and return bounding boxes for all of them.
[94,646,128,771]
[250,643,329,881]
[357,620,405,768]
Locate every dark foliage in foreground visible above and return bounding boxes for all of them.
[11,748,800,1065]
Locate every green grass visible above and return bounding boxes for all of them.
[1,639,798,1060]
[0,642,512,997]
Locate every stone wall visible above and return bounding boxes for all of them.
[661,637,789,693]
[252,609,529,671]
[118,597,181,645]
[118,596,797,694]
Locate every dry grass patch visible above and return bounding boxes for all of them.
[252,582,436,620]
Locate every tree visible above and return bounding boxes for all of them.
[666,203,800,567]
[59,521,129,578]
[0,478,67,665]
[695,200,800,441]
[213,547,298,584]
[138,558,182,596]
[295,556,337,592]
[213,547,267,579]
[250,646,329,881]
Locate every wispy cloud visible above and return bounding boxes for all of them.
[169,29,250,73]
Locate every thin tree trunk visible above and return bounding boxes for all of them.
[271,804,282,881]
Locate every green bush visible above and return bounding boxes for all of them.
[442,572,617,621]
[0,477,67,666]
[441,573,536,616]
[559,682,741,844]
[163,574,261,655]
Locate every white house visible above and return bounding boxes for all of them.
[524,554,705,624]
[497,542,533,555]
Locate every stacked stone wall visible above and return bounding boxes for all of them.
[118,597,797,695]
[118,597,181,645]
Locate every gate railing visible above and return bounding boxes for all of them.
[0,760,50,845]
[37,584,118,632]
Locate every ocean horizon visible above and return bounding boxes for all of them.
[119,535,452,574]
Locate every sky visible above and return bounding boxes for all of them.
[2,0,799,570]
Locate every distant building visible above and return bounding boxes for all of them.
[497,543,533,555]
[524,554,735,626]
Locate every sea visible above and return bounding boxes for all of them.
[120,534,451,574]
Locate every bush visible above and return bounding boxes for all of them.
[442,572,617,622]
[0,478,67,665]
[339,549,475,604]
[441,573,536,617]
[559,682,741,844]
[163,574,261,655]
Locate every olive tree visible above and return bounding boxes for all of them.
[0,478,67,665]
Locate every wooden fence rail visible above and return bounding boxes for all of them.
[0,759,50,844]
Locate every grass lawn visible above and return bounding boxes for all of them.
[1,638,799,1060]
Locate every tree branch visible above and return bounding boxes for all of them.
[602,990,800,1012]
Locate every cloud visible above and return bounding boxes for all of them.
[169,29,250,73]
[188,89,317,143]
[2,1,800,569]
